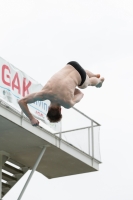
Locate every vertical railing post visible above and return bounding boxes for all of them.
[91,120,94,159]
[59,121,62,140]
[88,128,90,155]
[59,121,62,148]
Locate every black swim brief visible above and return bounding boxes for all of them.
[67,61,86,86]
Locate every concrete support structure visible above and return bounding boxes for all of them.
[0,151,10,200]
[0,99,102,198]
[17,146,47,200]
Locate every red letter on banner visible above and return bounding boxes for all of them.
[12,73,21,94]
[2,65,11,86]
[23,78,31,97]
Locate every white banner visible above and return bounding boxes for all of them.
[0,57,61,131]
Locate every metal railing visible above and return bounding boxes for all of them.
[0,98,101,162]
[54,107,101,162]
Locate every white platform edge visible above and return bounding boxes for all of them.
[0,103,101,171]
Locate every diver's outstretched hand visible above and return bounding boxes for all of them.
[30,117,39,126]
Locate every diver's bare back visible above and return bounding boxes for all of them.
[42,65,81,108]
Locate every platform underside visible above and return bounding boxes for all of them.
[0,115,97,179]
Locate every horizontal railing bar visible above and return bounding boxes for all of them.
[0,98,101,132]
[54,124,99,135]
[72,107,101,126]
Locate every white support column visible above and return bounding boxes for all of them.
[0,151,10,200]
[17,145,48,200]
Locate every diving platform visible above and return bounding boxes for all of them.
[0,99,101,199]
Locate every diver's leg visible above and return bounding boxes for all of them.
[89,77,104,87]
[85,70,100,78]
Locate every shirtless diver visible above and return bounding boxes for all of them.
[18,61,104,126]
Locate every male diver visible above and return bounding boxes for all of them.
[18,61,104,126]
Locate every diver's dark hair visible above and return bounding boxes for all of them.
[47,107,62,122]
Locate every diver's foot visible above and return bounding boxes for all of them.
[96,77,104,88]
[96,74,100,78]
